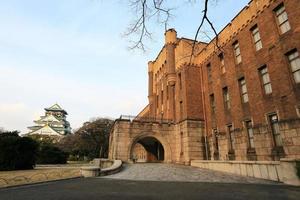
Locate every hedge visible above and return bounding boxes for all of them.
[0,132,39,170]
[37,144,68,164]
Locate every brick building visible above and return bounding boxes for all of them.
[109,0,300,164]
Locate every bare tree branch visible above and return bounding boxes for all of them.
[125,0,220,54]
[190,0,222,62]
[124,0,172,51]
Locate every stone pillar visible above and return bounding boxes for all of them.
[148,61,154,97]
[165,29,177,122]
[148,61,155,118]
[168,85,176,121]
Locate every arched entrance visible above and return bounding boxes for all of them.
[131,137,165,163]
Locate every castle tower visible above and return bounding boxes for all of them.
[27,104,71,139]
[165,29,177,121]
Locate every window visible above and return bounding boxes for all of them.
[239,78,249,103]
[251,25,263,51]
[180,132,183,155]
[259,66,272,94]
[233,41,242,64]
[166,86,169,100]
[178,73,182,89]
[161,90,164,106]
[219,53,225,74]
[228,125,235,150]
[207,63,212,82]
[223,87,230,110]
[274,4,291,34]
[180,101,183,120]
[269,114,282,147]
[287,50,300,84]
[245,121,254,148]
[209,94,216,115]
[213,129,219,152]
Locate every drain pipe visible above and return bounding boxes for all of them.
[199,63,209,160]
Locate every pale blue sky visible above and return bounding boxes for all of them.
[0,0,249,133]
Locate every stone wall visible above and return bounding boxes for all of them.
[132,143,148,162]
[207,119,300,161]
[108,119,205,165]
[280,119,300,159]
[191,159,300,186]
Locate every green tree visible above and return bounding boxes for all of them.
[0,131,39,170]
[37,143,68,164]
[58,118,114,160]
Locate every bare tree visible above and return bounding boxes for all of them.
[124,0,219,55]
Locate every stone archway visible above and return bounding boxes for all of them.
[131,137,165,162]
[128,133,172,163]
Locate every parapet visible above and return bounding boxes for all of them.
[148,61,154,72]
[165,28,177,44]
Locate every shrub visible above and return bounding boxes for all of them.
[37,144,68,164]
[0,131,39,170]
[68,154,78,161]
[15,137,40,169]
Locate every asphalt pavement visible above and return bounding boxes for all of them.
[0,178,299,200]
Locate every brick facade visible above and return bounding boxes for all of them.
[109,0,300,164]
[201,0,300,161]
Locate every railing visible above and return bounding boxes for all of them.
[118,115,173,124]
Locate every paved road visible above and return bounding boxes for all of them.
[1,163,300,200]
[103,163,276,184]
[1,178,299,200]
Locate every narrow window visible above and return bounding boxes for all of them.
[178,73,182,89]
[180,101,183,120]
[233,41,242,64]
[239,78,249,103]
[269,114,282,147]
[166,86,169,100]
[213,129,219,152]
[161,90,164,106]
[287,50,300,84]
[274,4,291,34]
[223,87,230,110]
[259,66,272,94]
[251,25,263,51]
[209,94,216,115]
[219,53,225,74]
[245,121,254,148]
[207,63,212,82]
[180,132,183,155]
[228,125,235,150]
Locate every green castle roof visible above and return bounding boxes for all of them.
[45,103,68,114]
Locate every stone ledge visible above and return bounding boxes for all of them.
[192,160,280,165]
[100,160,122,176]
[81,160,123,177]
[80,166,100,178]
[191,159,300,186]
